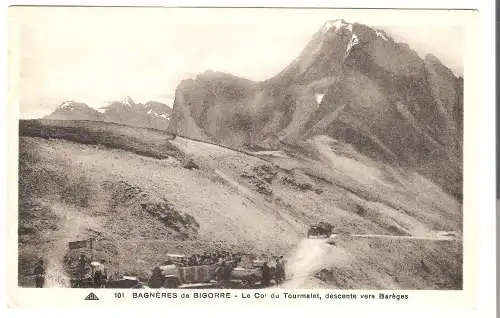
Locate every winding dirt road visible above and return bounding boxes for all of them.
[42,201,102,287]
[277,231,459,288]
[278,238,330,288]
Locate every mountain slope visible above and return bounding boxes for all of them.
[168,20,463,199]
[19,120,462,288]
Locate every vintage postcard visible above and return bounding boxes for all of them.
[6,5,483,311]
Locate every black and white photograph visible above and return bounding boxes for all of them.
[11,6,469,293]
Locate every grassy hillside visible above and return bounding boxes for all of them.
[18,120,462,289]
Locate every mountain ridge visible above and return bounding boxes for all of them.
[168,19,463,199]
[45,97,172,130]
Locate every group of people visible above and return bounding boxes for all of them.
[176,251,286,272]
[260,256,286,286]
[176,251,243,267]
[148,251,286,288]
[31,251,286,289]
[274,256,286,285]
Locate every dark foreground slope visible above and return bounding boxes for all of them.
[19,120,461,289]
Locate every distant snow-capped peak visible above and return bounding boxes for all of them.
[58,100,77,109]
[322,19,353,33]
[56,100,95,112]
[96,107,107,114]
[121,96,135,105]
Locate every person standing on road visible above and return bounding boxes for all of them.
[78,254,87,281]
[215,261,231,288]
[279,256,286,281]
[275,257,284,285]
[262,262,271,287]
[33,259,45,288]
[92,259,107,288]
[148,267,164,288]
[223,260,232,282]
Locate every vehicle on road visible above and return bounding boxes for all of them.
[157,254,219,289]
[66,239,144,288]
[106,275,146,288]
[153,253,278,289]
[228,259,276,288]
[307,222,334,239]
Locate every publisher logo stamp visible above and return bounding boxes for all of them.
[84,292,99,301]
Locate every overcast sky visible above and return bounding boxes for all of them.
[10,7,468,119]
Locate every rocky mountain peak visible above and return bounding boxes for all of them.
[168,19,464,199]
[121,96,135,106]
[56,100,89,110]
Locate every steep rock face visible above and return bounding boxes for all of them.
[169,71,297,147]
[169,20,463,199]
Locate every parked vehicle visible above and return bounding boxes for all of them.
[151,253,278,289]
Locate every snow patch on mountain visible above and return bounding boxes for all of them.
[149,111,170,120]
[315,94,325,107]
[58,101,76,109]
[345,34,360,56]
[376,30,389,41]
